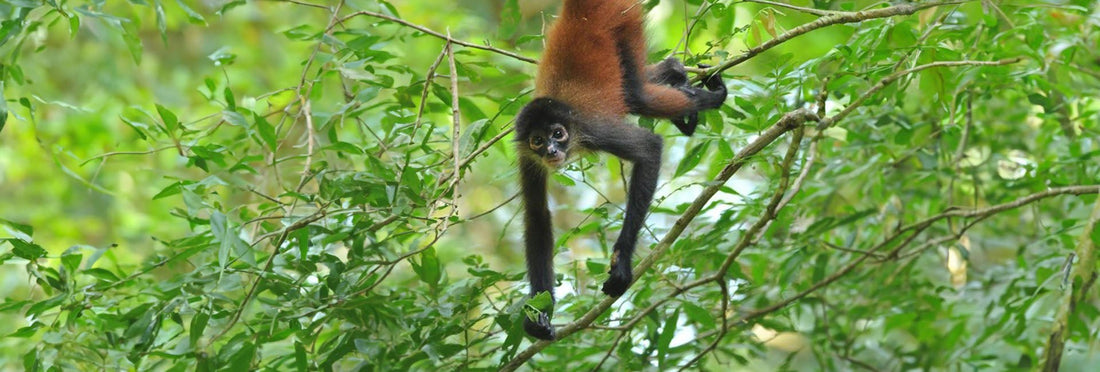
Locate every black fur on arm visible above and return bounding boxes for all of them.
[518,156,557,340]
[580,122,664,297]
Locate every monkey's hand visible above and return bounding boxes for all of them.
[601,263,633,297]
[695,64,728,107]
[523,310,556,340]
[523,295,555,340]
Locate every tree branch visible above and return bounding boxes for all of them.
[1041,196,1100,371]
[701,0,977,81]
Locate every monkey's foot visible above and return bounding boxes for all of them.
[601,266,633,297]
[523,311,556,340]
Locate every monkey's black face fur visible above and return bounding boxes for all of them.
[515,98,574,168]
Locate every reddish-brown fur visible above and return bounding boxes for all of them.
[537,0,642,119]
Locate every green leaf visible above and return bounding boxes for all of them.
[0,217,33,237]
[223,110,247,127]
[411,247,441,286]
[60,248,82,275]
[153,0,167,42]
[190,312,209,347]
[8,239,47,260]
[176,0,207,25]
[282,25,317,41]
[217,0,246,14]
[674,141,711,178]
[119,113,151,140]
[812,253,829,282]
[682,302,715,329]
[211,212,234,267]
[25,295,65,318]
[585,258,608,276]
[294,341,308,372]
[253,113,277,151]
[224,87,236,111]
[552,173,575,186]
[121,23,143,64]
[734,96,756,115]
[0,81,7,134]
[9,323,40,338]
[83,268,120,282]
[325,141,364,155]
[527,291,553,312]
[153,181,183,200]
[1026,93,1048,108]
[657,309,679,367]
[155,104,179,133]
[498,0,520,39]
[0,299,31,312]
[208,47,237,66]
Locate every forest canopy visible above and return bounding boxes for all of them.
[0,0,1098,370]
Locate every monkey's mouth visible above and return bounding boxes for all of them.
[545,153,566,167]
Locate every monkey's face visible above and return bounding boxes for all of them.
[516,98,576,168]
[526,123,570,167]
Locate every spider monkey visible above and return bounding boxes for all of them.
[515,0,727,340]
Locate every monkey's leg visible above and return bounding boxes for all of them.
[627,77,726,136]
[583,123,663,297]
[646,57,688,86]
[518,157,557,340]
[642,59,729,135]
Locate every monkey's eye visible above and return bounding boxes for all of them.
[551,128,566,140]
[530,136,546,149]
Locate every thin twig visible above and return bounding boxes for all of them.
[334,11,536,64]
[276,0,329,10]
[298,98,316,183]
[465,192,521,221]
[79,146,177,166]
[446,30,463,209]
[740,0,845,17]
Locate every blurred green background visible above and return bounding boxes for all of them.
[1,0,1099,370]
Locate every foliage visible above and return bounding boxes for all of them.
[1,0,1099,370]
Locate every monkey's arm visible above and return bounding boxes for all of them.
[581,122,664,297]
[518,156,557,340]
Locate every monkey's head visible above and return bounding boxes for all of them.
[515,98,574,168]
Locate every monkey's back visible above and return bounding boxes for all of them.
[535,0,646,120]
